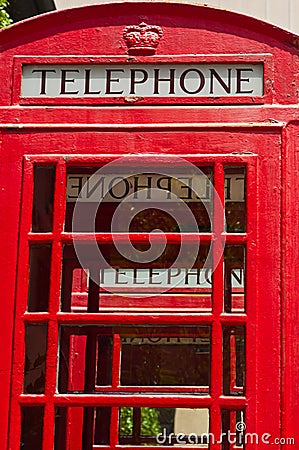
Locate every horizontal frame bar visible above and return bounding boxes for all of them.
[22,313,247,324]
[18,394,246,408]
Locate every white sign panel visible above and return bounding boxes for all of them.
[99,268,243,289]
[22,63,263,98]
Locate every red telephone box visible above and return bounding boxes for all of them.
[1,3,299,449]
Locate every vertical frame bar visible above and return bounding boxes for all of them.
[43,159,66,450]
[8,158,36,450]
[112,333,121,388]
[110,335,122,446]
[281,123,299,446]
[210,162,225,449]
[110,406,120,447]
[244,160,258,441]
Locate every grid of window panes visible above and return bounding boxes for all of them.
[11,156,255,450]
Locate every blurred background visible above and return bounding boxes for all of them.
[3,0,299,34]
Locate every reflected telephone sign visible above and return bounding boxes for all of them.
[66,172,245,202]
[0,3,298,450]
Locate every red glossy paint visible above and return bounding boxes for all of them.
[0,2,298,449]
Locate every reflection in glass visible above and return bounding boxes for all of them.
[60,244,212,312]
[58,327,113,393]
[65,167,213,232]
[58,326,210,393]
[225,167,246,233]
[24,324,47,394]
[32,166,55,232]
[224,245,245,313]
[119,407,209,446]
[28,245,52,312]
[223,327,245,396]
[54,407,111,449]
[21,407,44,450]
[221,410,245,449]
[121,327,210,387]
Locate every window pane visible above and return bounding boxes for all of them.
[24,324,47,394]
[54,407,111,449]
[225,167,246,233]
[119,407,209,446]
[32,166,55,232]
[58,326,210,393]
[223,327,245,396]
[21,407,44,450]
[221,409,245,449]
[224,245,245,313]
[58,326,113,393]
[65,166,213,232]
[28,245,52,312]
[121,326,210,387]
[61,244,212,312]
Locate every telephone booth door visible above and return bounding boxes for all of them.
[1,2,298,450]
[7,127,281,450]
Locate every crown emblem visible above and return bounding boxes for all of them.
[123,22,163,55]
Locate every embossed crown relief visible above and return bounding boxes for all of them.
[123,22,163,55]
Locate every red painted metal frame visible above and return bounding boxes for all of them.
[0,125,283,450]
[1,126,283,449]
[7,152,254,450]
[1,2,298,449]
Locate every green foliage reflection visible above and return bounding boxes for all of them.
[120,407,162,436]
[0,1,11,28]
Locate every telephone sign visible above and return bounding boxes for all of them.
[22,63,264,98]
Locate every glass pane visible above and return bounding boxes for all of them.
[61,244,212,312]
[224,245,245,313]
[223,327,245,396]
[119,407,209,446]
[58,326,210,393]
[58,327,113,393]
[24,324,47,394]
[55,407,111,449]
[225,167,246,233]
[28,245,52,312]
[221,410,245,449]
[121,326,210,387]
[32,166,55,232]
[65,166,213,232]
[20,407,44,450]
